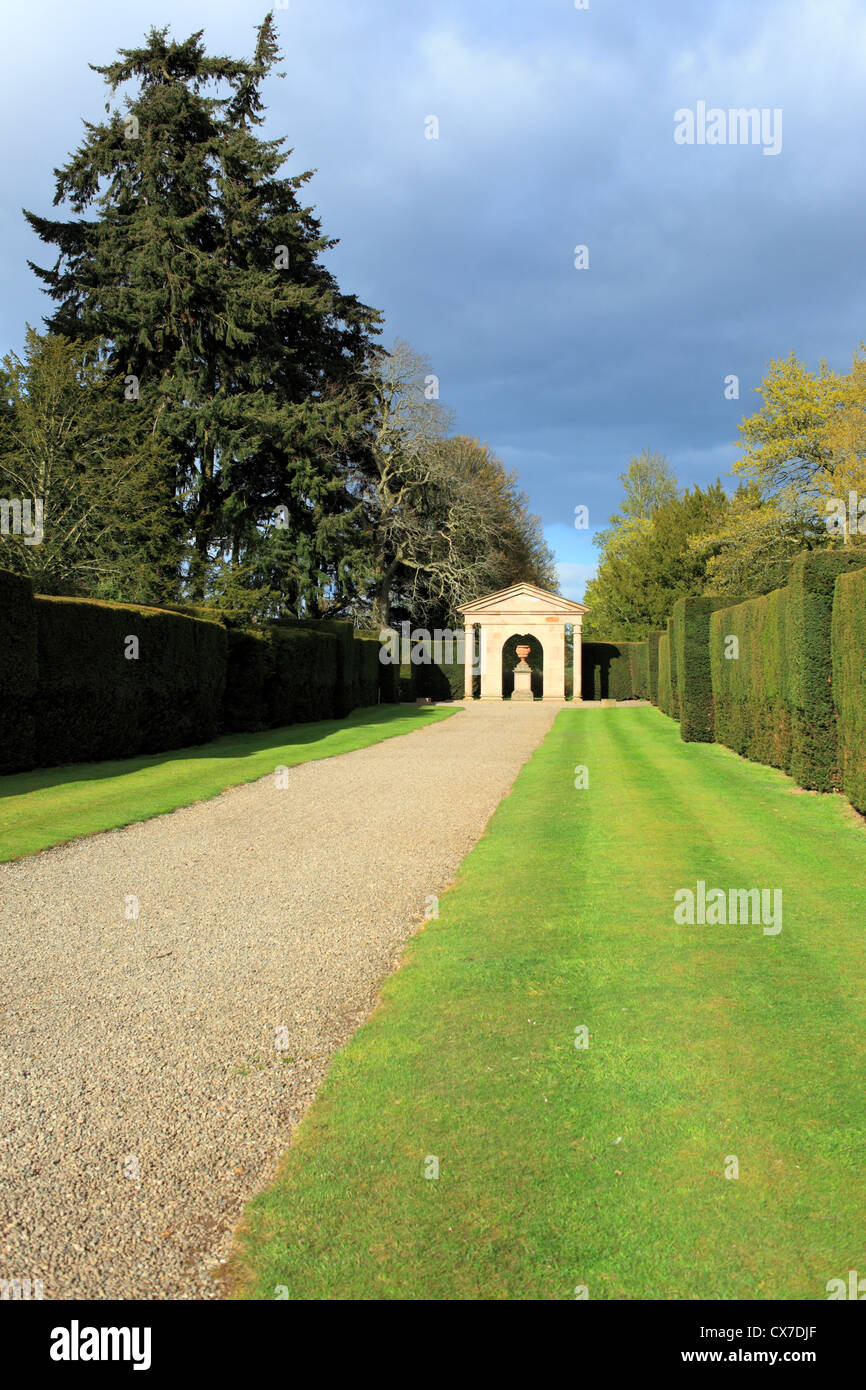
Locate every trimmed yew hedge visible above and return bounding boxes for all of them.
[710,586,790,770]
[34,596,227,766]
[224,619,388,731]
[355,630,400,704]
[646,630,664,705]
[386,631,467,702]
[347,633,381,711]
[269,617,354,718]
[833,565,866,814]
[673,596,746,743]
[157,602,231,626]
[710,552,866,790]
[0,568,396,772]
[223,622,382,732]
[416,659,465,701]
[627,642,649,700]
[581,641,644,701]
[785,552,866,790]
[370,642,401,705]
[657,621,678,719]
[224,626,341,731]
[0,569,38,773]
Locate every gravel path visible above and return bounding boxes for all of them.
[0,701,561,1300]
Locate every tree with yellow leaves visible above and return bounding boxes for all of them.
[734,351,844,501]
[814,348,866,544]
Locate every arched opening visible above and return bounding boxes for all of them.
[501,633,543,700]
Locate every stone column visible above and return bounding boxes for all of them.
[480,626,503,699]
[573,619,583,702]
[543,623,567,700]
[463,624,474,699]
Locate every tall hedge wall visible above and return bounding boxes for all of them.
[355,630,401,704]
[627,642,649,700]
[34,596,227,766]
[710,586,790,770]
[0,569,395,774]
[378,650,401,705]
[672,596,745,743]
[832,565,866,814]
[646,630,664,705]
[657,621,678,719]
[395,631,466,702]
[785,552,866,790]
[710,552,866,791]
[269,617,355,718]
[224,626,341,731]
[581,641,645,701]
[156,602,231,626]
[415,660,466,701]
[0,569,38,773]
[348,633,382,711]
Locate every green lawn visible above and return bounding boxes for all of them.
[0,704,455,862]
[229,705,866,1301]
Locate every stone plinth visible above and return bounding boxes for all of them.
[511,660,533,701]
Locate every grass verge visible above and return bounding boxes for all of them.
[0,704,456,862]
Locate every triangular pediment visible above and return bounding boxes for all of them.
[457,582,588,617]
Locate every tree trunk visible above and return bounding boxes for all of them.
[371,559,398,628]
[191,443,216,600]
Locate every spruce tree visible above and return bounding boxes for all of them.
[24,15,380,603]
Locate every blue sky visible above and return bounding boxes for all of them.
[3,0,866,599]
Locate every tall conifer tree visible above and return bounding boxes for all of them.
[24,14,381,603]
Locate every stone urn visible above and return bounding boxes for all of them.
[515,644,531,666]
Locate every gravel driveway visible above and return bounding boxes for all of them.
[0,700,560,1300]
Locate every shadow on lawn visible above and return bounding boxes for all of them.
[0,705,449,801]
